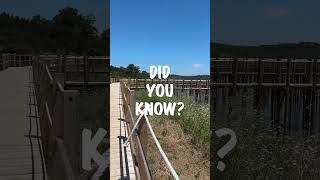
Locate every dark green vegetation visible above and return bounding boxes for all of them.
[75,87,109,180]
[0,7,109,55]
[111,64,149,79]
[111,64,209,80]
[212,111,320,179]
[1,6,110,179]
[75,88,108,132]
[211,42,320,58]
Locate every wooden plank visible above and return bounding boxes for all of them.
[0,66,47,179]
[110,83,137,180]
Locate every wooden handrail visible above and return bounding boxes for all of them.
[120,81,152,180]
[33,58,80,180]
[125,78,210,90]
[0,53,33,70]
[211,57,320,87]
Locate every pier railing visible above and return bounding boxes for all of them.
[211,57,320,135]
[38,55,110,87]
[120,81,151,180]
[120,80,180,180]
[211,58,320,87]
[33,57,80,180]
[126,78,210,90]
[0,53,33,70]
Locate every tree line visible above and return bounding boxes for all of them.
[111,64,209,80]
[211,42,320,58]
[111,64,149,79]
[0,6,109,56]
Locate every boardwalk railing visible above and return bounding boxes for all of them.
[0,53,33,70]
[120,81,151,180]
[1,54,110,87]
[33,57,81,180]
[38,55,110,87]
[124,78,210,104]
[211,58,320,86]
[126,78,210,90]
[120,81,180,180]
[211,57,320,135]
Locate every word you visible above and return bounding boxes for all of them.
[135,65,185,116]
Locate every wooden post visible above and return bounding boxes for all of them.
[55,73,65,89]
[311,58,317,133]
[62,54,66,73]
[284,58,291,135]
[136,115,150,180]
[233,57,238,88]
[231,58,239,111]
[182,79,185,91]
[56,54,59,72]
[3,54,5,69]
[17,55,20,67]
[277,58,282,83]
[173,79,175,89]
[129,90,136,119]
[216,60,220,83]
[20,55,22,67]
[6,54,8,68]
[135,78,138,89]
[83,56,88,87]
[257,58,263,111]
[63,90,80,179]
[245,59,248,83]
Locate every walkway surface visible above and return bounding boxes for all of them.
[110,82,136,180]
[0,67,47,180]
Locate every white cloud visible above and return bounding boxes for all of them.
[266,8,290,17]
[192,64,202,68]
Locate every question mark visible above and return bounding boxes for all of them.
[177,102,184,116]
[215,128,237,171]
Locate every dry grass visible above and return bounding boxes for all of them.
[212,111,320,179]
[146,116,210,180]
[135,90,210,179]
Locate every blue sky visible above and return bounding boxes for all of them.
[111,0,210,75]
[212,1,320,45]
[0,0,109,32]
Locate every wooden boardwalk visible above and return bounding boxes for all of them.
[110,82,136,180]
[0,67,47,179]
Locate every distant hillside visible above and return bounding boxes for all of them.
[111,64,209,80]
[211,42,320,58]
[170,74,209,80]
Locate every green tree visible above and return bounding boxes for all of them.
[126,64,140,78]
[51,7,97,54]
